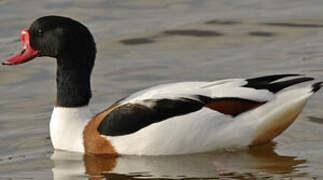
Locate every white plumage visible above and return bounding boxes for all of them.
[121,79,273,105]
[50,106,92,153]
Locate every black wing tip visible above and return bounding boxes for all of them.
[312,81,323,93]
[298,77,315,81]
[247,74,302,83]
[245,76,315,93]
[268,77,314,93]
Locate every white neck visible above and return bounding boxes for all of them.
[50,106,93,153]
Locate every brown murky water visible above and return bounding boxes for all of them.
[1,0,323,179]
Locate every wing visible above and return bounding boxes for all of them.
[97,74,314,136]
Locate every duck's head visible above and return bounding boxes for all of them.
[2,16,97,107]
[2,15,96,70]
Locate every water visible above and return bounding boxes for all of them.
[1,0,323,179]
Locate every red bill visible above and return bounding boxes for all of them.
[2,29,39,65]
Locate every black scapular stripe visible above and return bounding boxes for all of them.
[97,95,265,136]
[97,97,207,136]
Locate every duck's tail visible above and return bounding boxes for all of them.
[245,80,321,146]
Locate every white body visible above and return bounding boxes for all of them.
[50,79,315,155]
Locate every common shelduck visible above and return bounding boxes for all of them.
[2,16,322,156]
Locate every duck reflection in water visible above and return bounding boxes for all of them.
[51,143,306,179]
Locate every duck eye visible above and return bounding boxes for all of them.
[37,29,43,36]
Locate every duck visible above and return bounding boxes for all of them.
[2,16,322,156]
